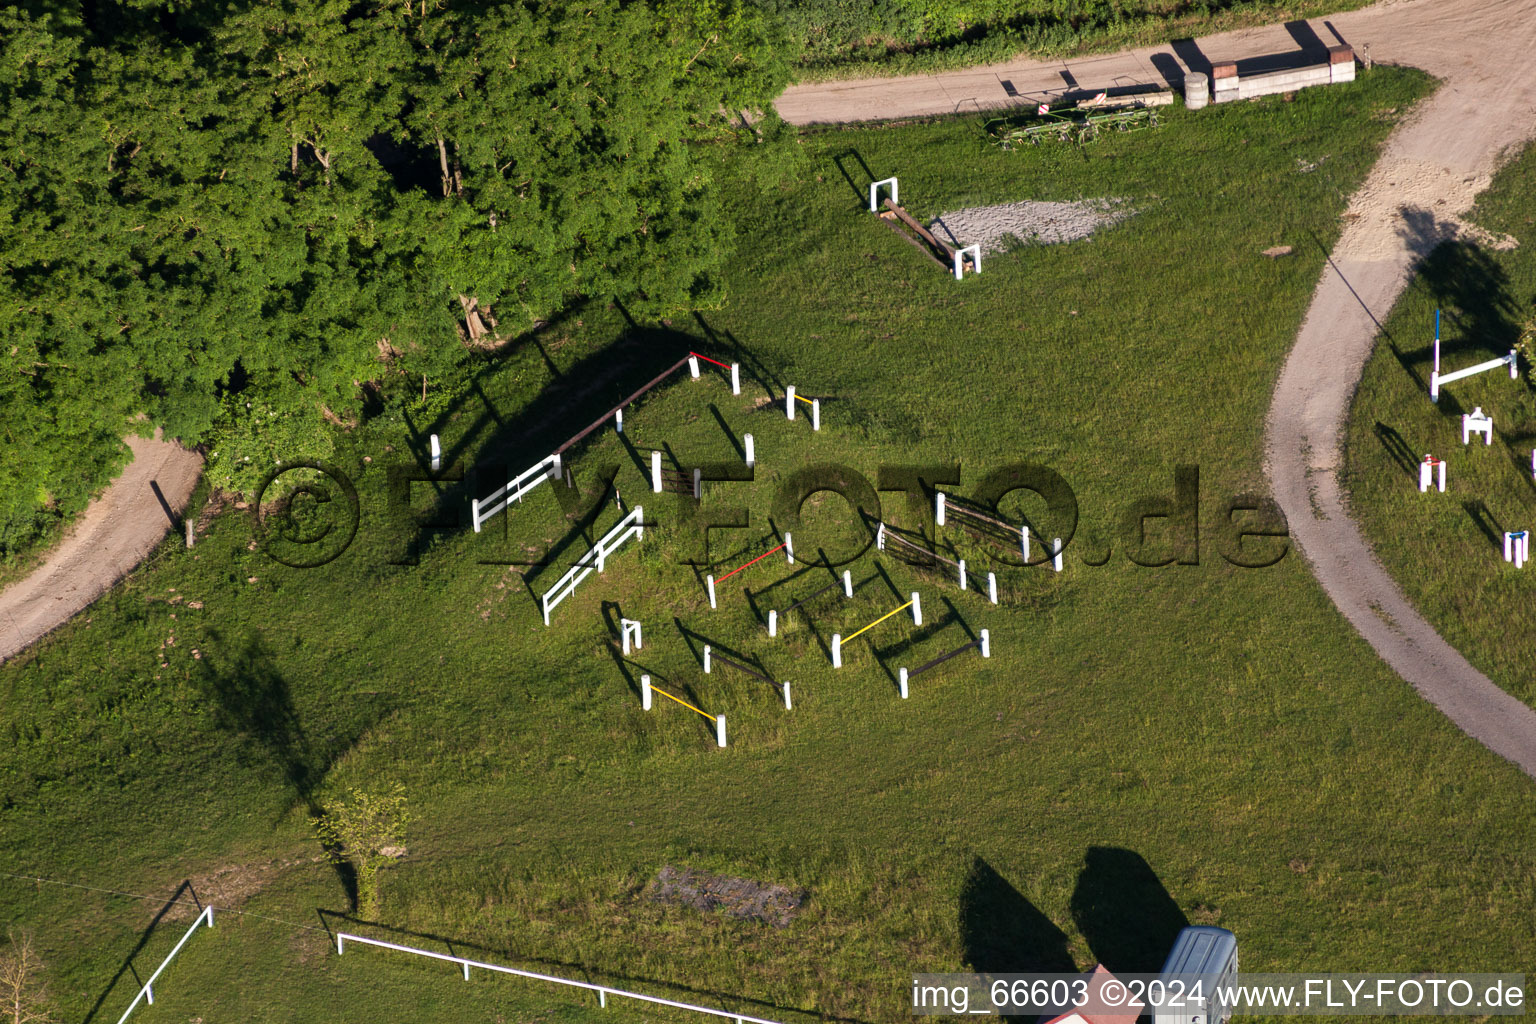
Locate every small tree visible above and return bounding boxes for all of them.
[0,930,55,1024]
[314,783,411,918]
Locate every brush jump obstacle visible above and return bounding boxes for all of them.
[1430,308,1518,403]
[769,570,854,637]
[707,537,793,609]
[831,593,922,669]
[620,618,643,655]
[1419,455,1447,493]
[640,675,727,747]
[702,646,792,710]
[541,505,644,625]
[784,386,820,430]
[1505,532,1529,568]
[897,629,990,698]
[1463,407,1494,445]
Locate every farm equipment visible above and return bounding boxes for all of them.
[986,103,1161,149]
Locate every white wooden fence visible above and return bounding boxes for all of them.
[541,505,645,625]
[472,453,562,533]
[116,905,214,1023]
[335,932,787,1024]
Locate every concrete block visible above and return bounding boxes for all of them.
[1330,60,1356,84]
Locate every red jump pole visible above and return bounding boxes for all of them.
[689,351,732,370]
[716,542,787,584]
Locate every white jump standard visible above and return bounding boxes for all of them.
[868,176,898,212]
[1463,407,1494,445]
[831,593,921,669]
[620,618,643,655]
[769,570,854,637]
[1505,531,1529,569]
[640,675,727,747]
[784,386,820,430]
[706,537,793,609]
[541,505,644,625]
[1430,308,1518,403]
[1419,455,1446,493]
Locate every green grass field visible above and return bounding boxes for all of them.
[6,67,1535,1024]
[1345,144,1536,709]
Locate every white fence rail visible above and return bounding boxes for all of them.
[542,505,645,625]
[472,454,562,533]
[116,905,214,1023]
[336,932,787,1024]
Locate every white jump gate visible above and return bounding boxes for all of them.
[541,505,645,625]
[472,454,562,533]
[1430,309,1518,402]
[336,932,786,1024]
[116,905,214,1023]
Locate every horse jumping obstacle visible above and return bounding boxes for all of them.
[641,675,726,747]
[703,646,792,710]
[897,629,990,698]
[1419,455,1446,493]
[1431,308,1518,403]
[688,351,741,395]
[784,386,820,431]
[620,618,643,654]
[769,570,854,637]
[541,505,644,625]
[831,593,921,668]
[708,537,794,609]
[472,454,561,532]
[868,178,979,279]
[1505,531,1529,568]
[1463,407,1494,445]
[876,522,997,603]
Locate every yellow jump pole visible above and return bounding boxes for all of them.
[642,677,727,747]
[832,592,921,668]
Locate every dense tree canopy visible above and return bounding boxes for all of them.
[0,0,787,554]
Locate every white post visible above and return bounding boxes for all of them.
[744,434,755,468]
[1525,534,1531,568]
[980,628,991,658]
[785,533,795,564]
[642,675,652,710]
[842,570,853,598]
[707,574,716,609]
[1512,349,1520,379]
[898,667,909,699]
[693,468,702,499]
[988,572,997,605]
[703,645,712,673]
[831,634,842,668]
[145,985,153,1006]
[812,399,820,432]
[338,934,345,954]
[768,609,777,636]
[876,523,886,550]
[621,619,642,654]
[651,450,662,493]
[549,453,563,481]
[1021,525,1030,562]
[782,682,792,710]
[786,385,796,420]
[185,518,195,548]
[689,355,700,378]
[1419,460,1431,493]
[716,714,727,748]
[615,408,623,433]
[463,962,471,981]
[1506,532,1514,562]
[1439,460,1446,492]
[635,504,644,542]
[936,492,946,526]
[911,591,922,626]
[472,498,482,533]
[1052,538,1063,572]
[869,177,898,212]
[731,363,741,395]
[958,559,967,590]
[430,434,441,472]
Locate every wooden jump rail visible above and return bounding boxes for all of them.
[769,570,854,636]
[879,199,975,273]
[703,645,792,709]
[897,630,990,698]
[876,522,960,568]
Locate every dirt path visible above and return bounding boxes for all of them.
[0,433,203,663]
[783,0,1536,776]
[1265,1,1536,780]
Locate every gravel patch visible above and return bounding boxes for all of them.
[928,198,1135,255]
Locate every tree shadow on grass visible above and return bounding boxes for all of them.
[1069,847,1188,974]
[958,856,1075,974]
[82,881,201,1024]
